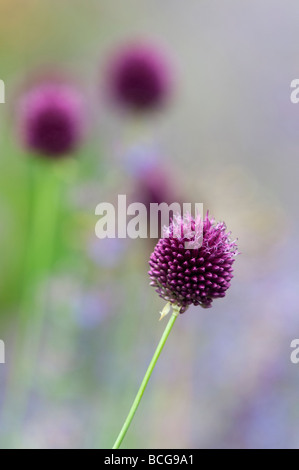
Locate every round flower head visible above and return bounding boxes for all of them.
[18,82,84,158]
[149,213,238,313]
[106,42,171,112]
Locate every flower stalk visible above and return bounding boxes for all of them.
[112,303,180,449]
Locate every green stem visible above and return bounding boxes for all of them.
[1,160,63,447]
[112,306,180,449]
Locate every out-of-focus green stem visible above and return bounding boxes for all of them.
[2,159,63,447]
[112,305,180,449]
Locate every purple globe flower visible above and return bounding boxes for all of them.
[18,82,84,158]
[149,213,238,313]
[106,42,172,112]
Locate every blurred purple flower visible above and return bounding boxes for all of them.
[135,163,173,207]
[149,213,238,312]
[18,82,84,158]
[106,41,172,112]
[135,163,177,241]
[124,146,181,242]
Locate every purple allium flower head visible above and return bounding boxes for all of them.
[106,42,172,112]
[18,82,84,158]
[149,213,238,313]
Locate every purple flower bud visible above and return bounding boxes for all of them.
[106,42,172,112]
[149,213,238,313]
[18,82,84,158]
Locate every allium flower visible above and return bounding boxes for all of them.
[106,42,171,112]
[114,212,238,449]
[149,213,238,312]
[18,82,84,157]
